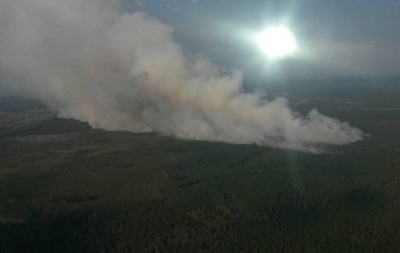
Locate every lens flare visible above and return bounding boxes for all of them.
[257,27,297,58]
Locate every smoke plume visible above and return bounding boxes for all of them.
[0,0,363,151]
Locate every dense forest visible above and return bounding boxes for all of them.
[1,84,400,252]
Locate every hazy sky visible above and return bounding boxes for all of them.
[139,0,400,80]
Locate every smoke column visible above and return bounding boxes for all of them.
[0,0,363,151]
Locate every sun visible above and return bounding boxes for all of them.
[256,27,297,58]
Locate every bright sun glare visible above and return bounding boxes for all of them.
[256,27,297,58]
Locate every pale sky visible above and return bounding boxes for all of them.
[139,0,400,80]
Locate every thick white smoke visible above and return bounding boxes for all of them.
[0,0,363,151]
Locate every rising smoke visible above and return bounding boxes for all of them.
[0,0,363,151]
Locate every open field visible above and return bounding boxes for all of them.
[1,82,400,252]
